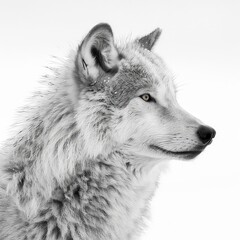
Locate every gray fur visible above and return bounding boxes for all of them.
[108,63,154,108]
[0,23,214,239]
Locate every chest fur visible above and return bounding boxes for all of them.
[25,160,162,240]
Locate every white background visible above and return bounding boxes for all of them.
[0,0,240,239]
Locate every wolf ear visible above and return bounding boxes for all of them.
[76,23,120,84]
[138,28,162,50]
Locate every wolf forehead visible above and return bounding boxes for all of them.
[106,47,172,108]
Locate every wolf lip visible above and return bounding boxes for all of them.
[149,144,202,158]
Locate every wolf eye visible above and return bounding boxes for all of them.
[140,94,156,103]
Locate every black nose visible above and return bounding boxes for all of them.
[197,125,216,145]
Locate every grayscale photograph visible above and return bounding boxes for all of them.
[0,0,239,239]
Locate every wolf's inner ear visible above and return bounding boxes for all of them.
[138,28,162,50]
[76,23,120,83]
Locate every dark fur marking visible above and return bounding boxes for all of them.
[85,205,109,219]
[100,127,109,139]
[35,221,48,239]
[35,123,44,139]
[92,117,109,128]
[65,231,73,240]
[73,186,81,200]
[70,131,79,142]
[97,195,111,207]
[4,162,24,174]
[116,115,123,123]
[52,199,64,214]
[67,122,77,131]
[38,209,49,218]
[126,162,131,168]
[89,195,112,211]
[54,114,65,124]
[118,52,124,60]
[88,213,107,223]
[107,185,121,196]
[78,211,87,225]
[114,150,124,157]
[82,58,88,70]
[54,111,71,124]
[17,174,25,190]
[97,110,111,118]
[83,170,91,178]
[51,225,61,238]
[96,98,105,103]
[98,161,113,170]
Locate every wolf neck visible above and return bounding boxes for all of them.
[43,151,162,240]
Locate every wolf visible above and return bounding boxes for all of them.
[0,23,215,240]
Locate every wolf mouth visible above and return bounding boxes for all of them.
[149,144,202,159]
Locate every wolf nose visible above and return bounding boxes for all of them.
[197,125,216,145]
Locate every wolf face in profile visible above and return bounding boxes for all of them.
[0,23,215,240]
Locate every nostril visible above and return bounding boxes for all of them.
[197,125,216,145]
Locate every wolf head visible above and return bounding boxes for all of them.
[74,23,216,160]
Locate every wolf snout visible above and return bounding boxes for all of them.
[197,125,216,145]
